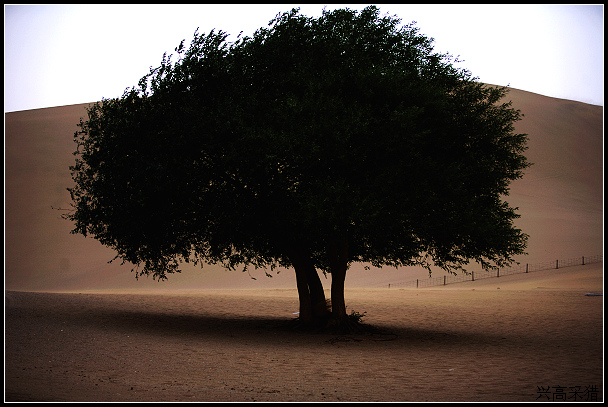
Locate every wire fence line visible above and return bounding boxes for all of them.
[384,255,603,289]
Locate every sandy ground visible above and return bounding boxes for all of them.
[5,262,603,402]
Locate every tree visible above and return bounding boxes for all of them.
[66,6,530,331]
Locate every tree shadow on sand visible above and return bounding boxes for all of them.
[65,307,511,348]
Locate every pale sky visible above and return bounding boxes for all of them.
[4,4,604,113]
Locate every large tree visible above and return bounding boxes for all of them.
[66,6,530,330]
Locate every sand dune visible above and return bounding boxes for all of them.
[3,86,603,291]
[504,87,603,265]
[4,87,603,401]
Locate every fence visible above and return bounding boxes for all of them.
[385,255,603,289]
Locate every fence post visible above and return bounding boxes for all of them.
[497,269,500,278]
[388,284,390,289]
[526,263,528,273]
[472,271,474,281]
[416,279,419,288]
[443,275,446,286]
[556,260,559,269]
[582,256,585,265]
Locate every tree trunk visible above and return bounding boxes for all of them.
[304,256,330,319]
[328,236,349,322]
[287,246,330,327]
[293,265,313,324]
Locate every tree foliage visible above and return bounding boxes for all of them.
[66,6,530,328]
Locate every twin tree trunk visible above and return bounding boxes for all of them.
[287,236,350,329]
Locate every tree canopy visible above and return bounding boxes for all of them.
[66,6,530,330]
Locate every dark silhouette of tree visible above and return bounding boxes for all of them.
[66,6,530,331]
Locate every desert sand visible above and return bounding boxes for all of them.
[5,262,603,402]
[4,86,604,401]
